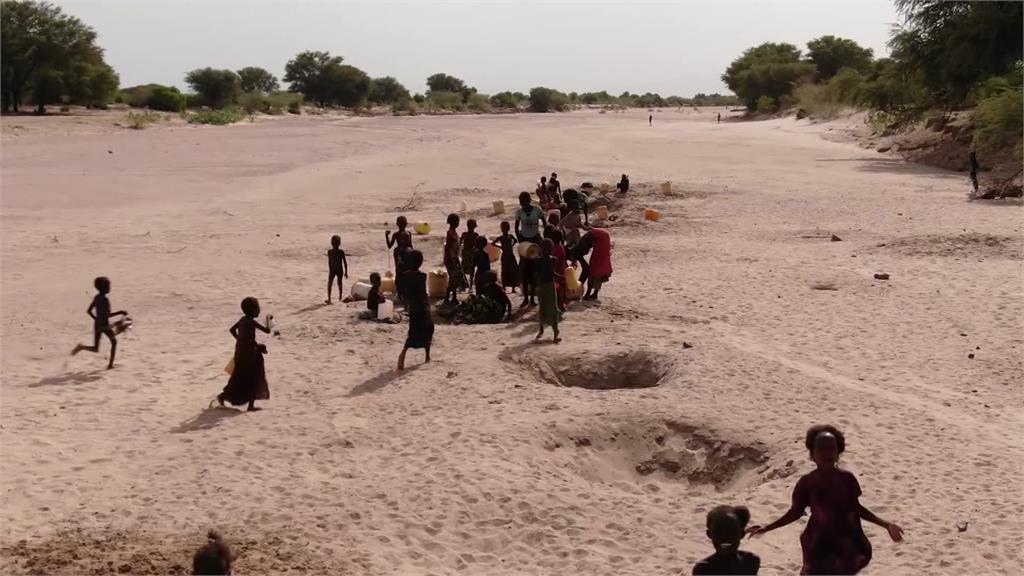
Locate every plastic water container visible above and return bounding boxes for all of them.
[660,181,672,194]
[351,281,372,300]
[599,182,611,193]
[458,201,467,215]
[380,274,396,294]
[224,356,235,375]
[517,242,541,260]
[414,221,431,235]
[594,205,610,220]
[565,267,581,291]
[492,200,505,215]
[377,298,394,321]
[485,244,501,262]
[643,208,661,222]
[427,269,448,298]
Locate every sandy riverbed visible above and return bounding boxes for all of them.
[1,107,1021,575]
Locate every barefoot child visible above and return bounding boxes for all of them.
[460,218,480,293]
[549,229,568,311]
[492,221,519,293]
[193,529,234,575]
[693,505,760,575]
[535,239,561,343]
[358,273,383,320]
[71,276,129,370]
[398,250,433,370]
[473,235,491,295]
[218,297,270,412]
[325,235,348,304]
[386,216,413,302]
[748,425,904,575]
[515,192,544,307]
[444,213,467,305]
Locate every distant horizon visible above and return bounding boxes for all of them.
[54,1,899,97]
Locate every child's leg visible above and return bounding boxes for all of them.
[425,345,431,363]
[73,330,103,355]
[104,329,117,369]
[247,399,261,411]
[552,324,561,343]
[336,273,344,298]
[397,347,408,371]
[327,272,336,303]
[536,323,544,340]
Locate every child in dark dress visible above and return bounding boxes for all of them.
[473,235,491,294]
[398,250,434,370]
[460,218,480,293]
[481,271,513,321]
[748,425,904,575]
[386,216,413,302]
[693,505,760,575]
[218,297,270,412]
[444,213,467,305]
[492,221,519,293]
[71,276,129,370]
[535,239,561,343]
[325,234,348,304]
[192,529,233,575]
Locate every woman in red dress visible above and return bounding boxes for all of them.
[583,227,612,300]
[748,425,904,575]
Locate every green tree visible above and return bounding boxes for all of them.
[237,66,278,93]
[185,68,240,108]
[1,0,120,113]
[529,87,569,112]
[146,85,185,112]
[369,76,409,104]
[426,73,475,100]
[325,64,371,108]
[284,50,344,106]
[806,36,874,80]
[722,42,814,110]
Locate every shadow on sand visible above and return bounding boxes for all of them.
[347,364,422,397]
[29,369,104,388]
[814,157,964,180]
[171,406,245,433]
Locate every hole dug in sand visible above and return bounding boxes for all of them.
[518,349,669,390]
[559,419,771,491]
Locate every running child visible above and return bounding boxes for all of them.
[71,276,129,370]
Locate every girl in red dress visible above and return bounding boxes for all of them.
[748,425,904,575]
[583,227,612,300]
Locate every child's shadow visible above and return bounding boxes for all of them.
[171,406,244,433]
[294,302,330,315]
[347,364,421,397]
[29,369,104,388]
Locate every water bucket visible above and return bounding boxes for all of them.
[376,298,394,321]
[599,182,611,193]
[485,244,501,262]
[660,181,672,194]
[643,208,661,222]
[517,242,541,260]
[458,201,467,215]
[413,221,431,235]
[224,356,235,375]
[351,281,372,300]
[380,275,396,294]
[594,205,610,220]
[427,269,448,298]
[492,200,505,215]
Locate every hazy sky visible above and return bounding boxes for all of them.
[56,1,901,96]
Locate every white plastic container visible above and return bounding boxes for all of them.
[350,281,372,300]
[377,298,394,321]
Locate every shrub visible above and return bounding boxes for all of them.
[124,110,165,129]
[529,87,569,112]
[756,95,776,113]
[391,98,419,115]
[187,107,246,125]
[237,66,279,94]
[146,86,185,112]
[466,93,491,113]
[426,90,463,111]
[184,93,206,108]
[287,99,302,114]
[793,83,844,118]
[369,76,410,104]
[118,84,164,108]
[185,68,241,109]
[973,88,1023,162]
[825,67,864,104]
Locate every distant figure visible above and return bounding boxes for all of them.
[535,238,561,343]
[325,234,348,304]
[71,276,129,370]
[358,272,383,320]
[649,113,653,125]
[536,176,549,205]
[193,529,233,575]
[514,191,544,307]
[549,172,562,199]
[693,505,760,575]
[385,216,413,302]
[473,235,491,294]
[969,150,979,194]
[748,425,904,575]
[218,297,270,412]
[460,218,480,293]
[492,221,519,293]
[398,250,433,370]
[717,112,721,124]
[616,174,630,194]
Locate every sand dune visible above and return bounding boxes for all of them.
[1,107,1021,574]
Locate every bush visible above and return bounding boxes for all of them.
[391,98,419,115]
[466,93,491,113]
[793,83,844,118]
[240,92,301,115]
[288,99,302,114]
[124,110,165,129]
[426,90,463,111]
[973,88,1023,162]
[184,93,206,108]
[756,95,776,113]
[146,86,185,112]
[529,87,569,112]
[185,68,241,109]
[825,67,864,104]
[187,107,246,125]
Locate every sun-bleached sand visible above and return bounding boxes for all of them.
[1,107,1021,575]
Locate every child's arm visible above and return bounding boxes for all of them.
[254,319,271,334]
[385,231,395,248]
[111,309,127,317]
[747,508,802,536]
[858,504,904,542]
[229,319,241,339]
[86,300,97,320]
[341,252,348,278]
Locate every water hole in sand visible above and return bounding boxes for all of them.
[512,349,669,390]
[554,419,776,492]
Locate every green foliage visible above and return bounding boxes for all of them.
[635,92,665,108]
[1,0,120,113]
[755,95,776,113]
[146,85,185,111]
[806,35,873,80]
[426,73,475,100]
[825,67,865,103]
[185,68,240,108]
[369,76,409,105]
[858,58,932,126]
[391,97,418,115]
[237,66,278,93]
[722,42,814,110]
[282,51,370,108]
[579,91,612,104]
[117,84,161,107]
[187,107,246,125]
[239,91,302,115]
[124,110,165,129]
[325,64,371,108]
[529,87,569,112]
[793,83,844,118]
[489,91,517,109]
[972,87,1023,162]
[287,99,301,114]
[426,90,463,111]
[466,92,491,113]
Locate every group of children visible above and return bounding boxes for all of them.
[181,424,902,575]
